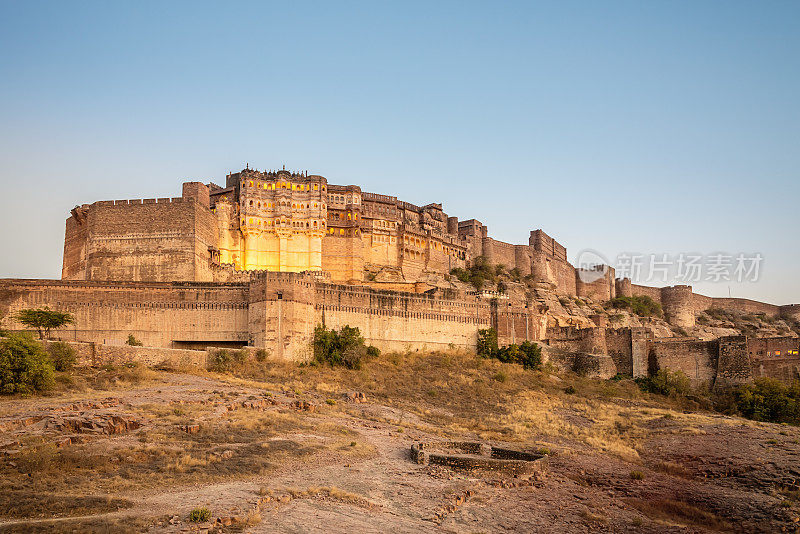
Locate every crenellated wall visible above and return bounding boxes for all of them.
[0,274,503,361]
[62,197,218,283]
[0,279,249,348]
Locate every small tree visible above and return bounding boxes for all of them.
[476,328,498,358]
[0,333,55,394]
[125,334,143,346]
[14,308,74,340]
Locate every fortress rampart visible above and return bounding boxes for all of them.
[545,324,799,386]
[0,274,536,360]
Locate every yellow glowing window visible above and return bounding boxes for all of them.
[249,181,253,187]
[339,229,344,235]
[314,203,318,208]
[347,213,352,220]
[248,218,253,224]
[264,184,268,189]
[314,185,318,190]
[329,228,333,234]
[775,351,781,356]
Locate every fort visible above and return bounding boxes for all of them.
[2,166,799,385]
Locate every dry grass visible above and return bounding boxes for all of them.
[0,407,364,507]
[285,486,376,509]
[624,497,732,531]
[193,351,711,462]
[0,491,133,519]
[0,515,157,534]
[651,460,694,479]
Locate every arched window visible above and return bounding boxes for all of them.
[249,200,253,206]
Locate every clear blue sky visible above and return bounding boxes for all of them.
[1,1,798,304]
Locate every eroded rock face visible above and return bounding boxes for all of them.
[291,400,315,412]
[344,391,368,403]
[46,414,141,435]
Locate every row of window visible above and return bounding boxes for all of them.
[242,217,325,229]
[329,211,360,221]
[247,199,325,210]
[327,228,360,237]
[758,349,800,357]
[246,180,323,192]
[330,194,360,204]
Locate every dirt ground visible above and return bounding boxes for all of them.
[0,355,798,533]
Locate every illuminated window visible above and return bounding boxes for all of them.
[314,185,318,190]
[339,229,344,235]
[775,350,781,356]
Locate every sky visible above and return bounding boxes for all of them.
[0,1,798,304]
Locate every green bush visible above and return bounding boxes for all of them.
[734,378,800,424]
[608,296,663,318]
[449,256,499,291]
[636,369,691,397]
[0,334,55,394]
[207,349,233,373]
[188,507,211,522]
[477,328,541,371]
[476,328,498,358]
[46,341,77,372]
[313,325,378,369]
[125,334,143,346]
[497,341,543,370]
[255,349,269,362]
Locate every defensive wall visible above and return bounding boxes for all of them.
[41,339,207,368]
[614,279,799,328]
[1,274,538,361]
[545,324,800,386]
